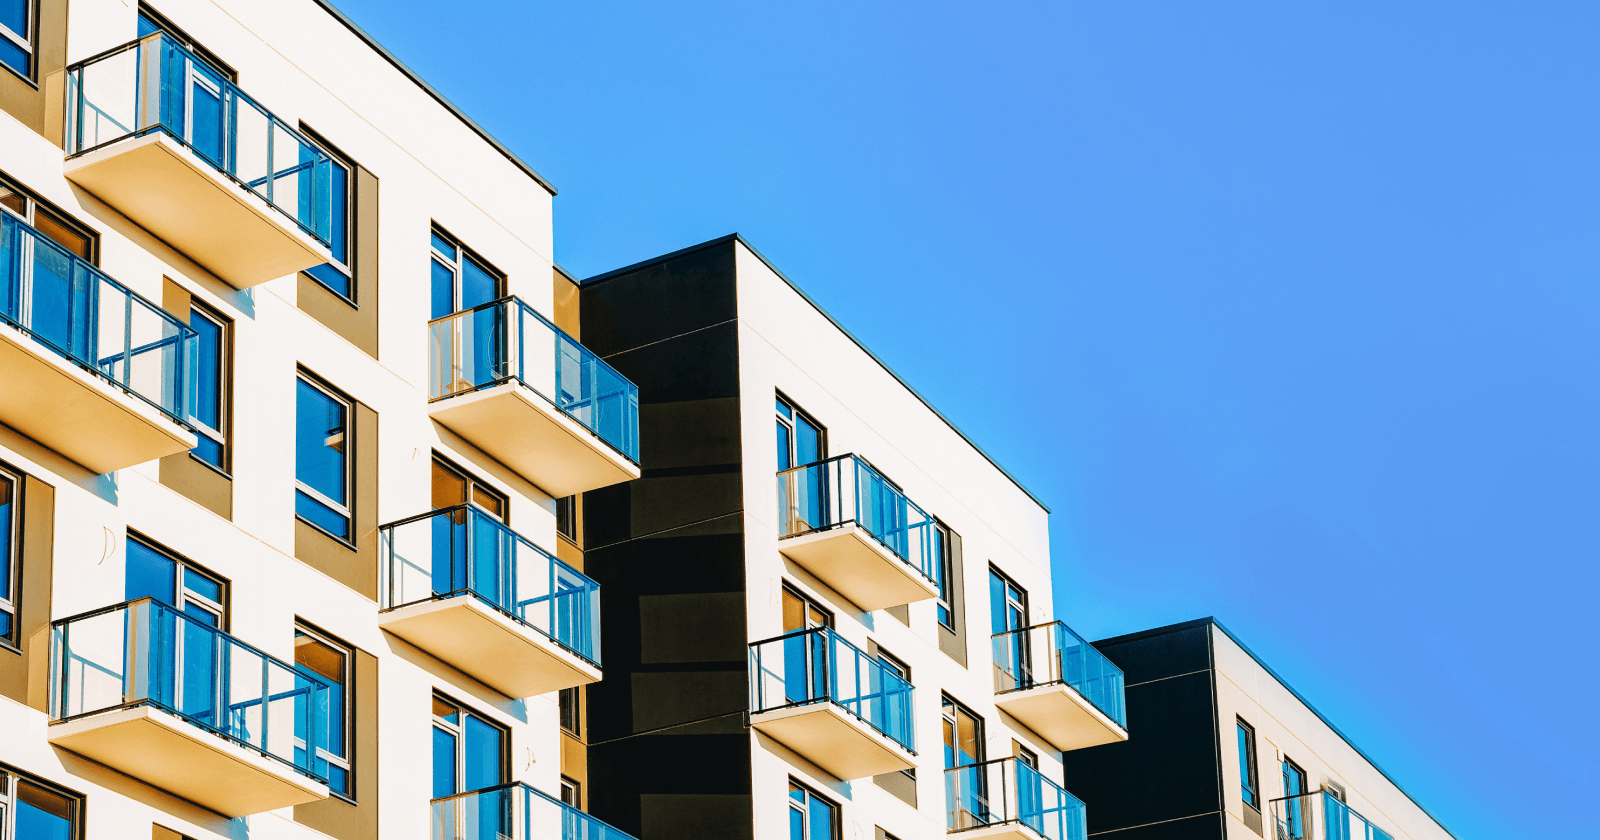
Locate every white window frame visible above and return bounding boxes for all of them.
[295,626,353,798]
[430,227,502,316]
[0,0,33,78]
[188,304,228,471]
[295,374,353,538]
[431,693,506,796]
[787,779,838,840]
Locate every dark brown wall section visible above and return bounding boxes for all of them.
[294,401,379,601]
[579,240,753,840]
[0,0,67,145]
[0,472,54,711]
[294,649,378,840]
[157,279,233,519]
[298,166,379,359]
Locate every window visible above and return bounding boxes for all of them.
[301,131,354,300]
[782,585,833,632]
[558,687,580,737]
[942,695,984,769]
[787,780,837,840]
[878,651,915,782]
[432,695,505,798]
[188,304,229,471]
[0,175,95,260]
[124,535,226,627]
[1282,757,1308,839]
[431,455,506,520]
[989,567,1028,635]
[137,5,233,80]
[0,769,79,840]
[933,522,955,629]
[295,627,352,798]
[775,395,824,471]
[1014,742,1038,769]
[429,228,502,320]
[1237,719,1259,810]
[555,496,577,542]
[559,776,580,808]
[0,0,32,78]
[295,375,353,540]
[0,468,16,648]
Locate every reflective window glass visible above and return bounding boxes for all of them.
[0,472,14,642]
[295,377,351,538]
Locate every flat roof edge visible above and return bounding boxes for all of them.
[579,233,1050,513]
[310,0,558,196]
[1096,617,1460,840]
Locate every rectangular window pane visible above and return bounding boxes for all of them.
[191,309,223,433]
[463,714,502,791]
[461,256,498,311]
[296,380,348,505]
[431,231,456,261]
[430,258,455,320]
[326,159,349,265]
[0,37,26,77]
[0,474,13,603]
[431,727,457,798]
[795,416,821,465]
[296,491,350,539]
[125,538,177,604]
[808,796,832,840]
[32,208,91,260]
[1,0,28,35]
[15,781,74,840]
[305,263,351,299]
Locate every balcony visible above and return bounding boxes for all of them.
[1270,791,1395,840]
[0,214,198,473]
[433,782,637,840]
[49,598,331,816]
[379,505,603,698]
[776,454,942,611]
[749,626,915,779]
[992,622,1128,752]
[946,757,1087,840]
[427,297,640,497]
[64,33,334,288]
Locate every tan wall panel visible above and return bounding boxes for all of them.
[298,166,379,358]
[294,402,379,600]
[0,0,67,144]
[294,649,378,840]
[0,473,53,710]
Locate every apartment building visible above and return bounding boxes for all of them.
[1060,619,1456,840]
[0,0,641,838]
[563,234,1129,840]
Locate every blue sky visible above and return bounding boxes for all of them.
[329,1,1596,836]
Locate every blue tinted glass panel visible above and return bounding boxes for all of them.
[776,421,791,471]
[0,38,24,77]
[295,380,347,505]
[0,476,12,601]
[184,567,222,603]
[0,0,25,37]
[789,807,805,840]
[191,309,222,430]
[326,160,349,264]
[431,259,455,320]
[461,256,497,311]
[296,491,349,539]
[125,539,176,604]
[15,782,73,840]
[193,435,223,468]
[432,727,457,798]
[796,416,821,465]
[189,76,224,165]
[182,602,218,627]
[0,610,12,637]
[137,13,160,38]
[430,232,456,261]
[807,796,832,840]
[305,263,351,299]
[463,715,502,791]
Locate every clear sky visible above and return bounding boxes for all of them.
[327,1,1595,836]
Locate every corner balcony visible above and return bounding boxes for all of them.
[749,626,916,780]
[64,33,334,288]
[434,782,637,840]
[947,757,1087,840]
[49,598,331,817]
[380,505,603,698]
[428,297,640,498]
[1271,791,1396,840]
[0,214,198,473]
[993,622,1128,752]
[776,454,941,611]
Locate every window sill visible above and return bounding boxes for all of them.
[0,60,38,89]
[188,451,234,480]
[301,270,359,310]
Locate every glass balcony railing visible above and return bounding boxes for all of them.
[1,213,197,428]
[1271,791,1395,840]
[749,625,915,752]
[50,598,331,782]
[428,296,640,464]
[776,453,940,583]
[433,782,637,840]
[993,621,1126,729]
[380,505,602,667]
[946,757,1086,840]
[64,32,335,247]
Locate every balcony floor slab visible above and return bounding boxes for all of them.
[48,705,328,817]
[380,596,602,699]
[751,702,915,780]
[995,682,1128,752]
[778,525,940,611]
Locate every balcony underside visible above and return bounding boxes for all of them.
[64,133,330,288]
[48,705,328,816]
[995,683,1128,752]
[428,382,639,498]
[0,324,195,473]
[751,702,915,780]
[778,525,940,611]
[380,596,601,699]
